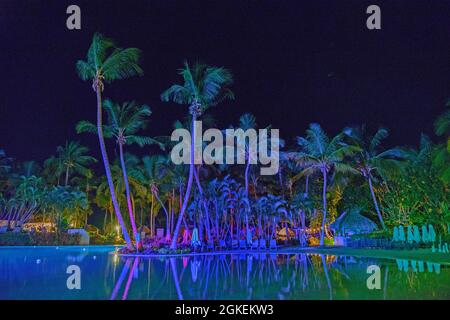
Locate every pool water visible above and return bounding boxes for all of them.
[0,246,448,300]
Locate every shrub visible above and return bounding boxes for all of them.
[308,236,320,246]
[90,233,117,245]
[0,232,32,245]
[0,231,80,246]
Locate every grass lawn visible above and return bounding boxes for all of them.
[282,246,450,265]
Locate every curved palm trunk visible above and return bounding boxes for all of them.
[119,143,141,250]
[320,168,327,246]
[368,176,386,229]
[96,86,132,248]
[170,115,196,249]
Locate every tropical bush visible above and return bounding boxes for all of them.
[0,232,80,246]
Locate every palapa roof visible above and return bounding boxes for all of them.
[330,208,378,234]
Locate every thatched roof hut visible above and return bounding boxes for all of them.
[330,208,378,236]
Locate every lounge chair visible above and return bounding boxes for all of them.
[231,239,238,250]
[239,240,247,249]
[259,239,267,250]
[269,239,277,250]
[252,240,259,250]
[192,242,201,252]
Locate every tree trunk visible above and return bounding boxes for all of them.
[244,153,251,197]
[368,175,386,229]
[65,167,70,186]
[170,114,196,249]
[320,168,327,246]
[194,166,211,241]
[95,85,132,248]
[119,143,141,250]
[305,175,309,197]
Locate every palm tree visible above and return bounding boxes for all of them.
[0,149,12,193]
[0,149,11,175]
[235,113,257,196]
[78,100,161,250]
[76,32,143,249]
[132,155,170,237]
[344,126,406,229]
[434,102,450,140]
[433,104,450,184]
[293,123,359,245]
[43,156,64,185]
[161,62,234,249]
[56,141,96,186]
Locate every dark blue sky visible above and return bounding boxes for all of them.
[1,0,449,163]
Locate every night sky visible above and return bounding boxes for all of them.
[1,0,449,163]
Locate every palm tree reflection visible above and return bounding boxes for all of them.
[109,253,399,300]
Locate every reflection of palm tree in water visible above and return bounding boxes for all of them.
[110,253,342,300]
[383,266,389,300]
[110,258,132,300]
[110,257,140,300]
[170,258,183,300]
[122,258,139,300]
[150,259,170,299]
[321,254,333,300]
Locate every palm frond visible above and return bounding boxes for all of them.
[370,128,388,152]
[75,60,95,81]
[434,109,450,136]
[102,48,143,82]
[160,84,191,104]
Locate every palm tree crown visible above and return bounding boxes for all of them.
[161,62,234,116]
[56,141,96,185]
[76,32,143,90]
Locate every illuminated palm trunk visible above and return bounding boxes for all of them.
[244,151,251,196]
[95,86,132,247]
[194,167,212,241]
[65,167,70,186]
[170,115,196,249]
[368,175,386,229]
[320,167,327,246]
[118,142,141,250]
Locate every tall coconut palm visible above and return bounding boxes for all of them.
[76,32,143,248]
[434,102,450,140]
[43,156,64,186]
[293,123,359,245]
[77,100,161,250]
[132,155,170,238]
[56,141,96,186]
[344,126,406,229]
[0,150,12,193]
[0,149,11,175]
[237,113,257,197]
[161,62,234,249]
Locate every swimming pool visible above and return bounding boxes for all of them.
[0,246,448,299]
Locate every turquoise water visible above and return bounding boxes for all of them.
[0,246,448,300]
